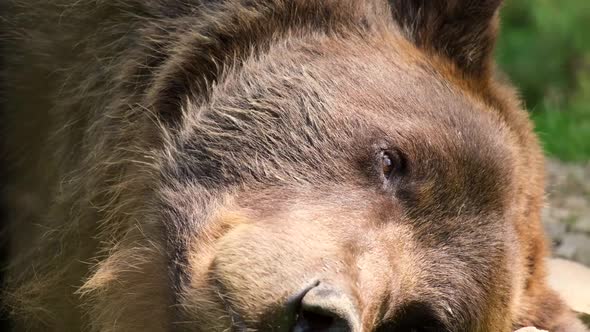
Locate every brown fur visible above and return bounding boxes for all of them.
[0,0,586,331]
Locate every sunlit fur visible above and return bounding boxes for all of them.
[1,1,587,331]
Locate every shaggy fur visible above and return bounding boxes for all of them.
[0,0,587,331]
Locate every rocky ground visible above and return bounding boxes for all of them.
[544,159,590,266]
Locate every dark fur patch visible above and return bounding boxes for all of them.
[389,0,502,76]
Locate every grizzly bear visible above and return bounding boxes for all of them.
[0,0,587,331]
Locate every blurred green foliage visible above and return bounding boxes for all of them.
[497,0,590,161]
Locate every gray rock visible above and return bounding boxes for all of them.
[555,235,578,260]
[544,222,567,245]
[543,159,590,267]
[563,196,588,211]
[555,233,590,266]
[549,207,574,222]
[572,215,590,234]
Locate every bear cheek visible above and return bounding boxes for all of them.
[207,221,346,321]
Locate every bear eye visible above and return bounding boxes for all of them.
[376,147,406,185]
[381,152,393,176]
[380,151,397,179]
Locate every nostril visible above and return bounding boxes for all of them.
[376,302,447,332]
[295,307,348,331]
[292,283,360,332]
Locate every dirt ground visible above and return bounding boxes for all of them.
[544,159,590,266]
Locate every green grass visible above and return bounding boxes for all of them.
[533,105,590,162]
[497,0,590,161]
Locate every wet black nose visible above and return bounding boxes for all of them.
[293,283,361,332]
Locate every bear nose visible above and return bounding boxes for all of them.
[293,282,361,332]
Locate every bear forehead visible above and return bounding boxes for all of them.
[173,40,516,218]
[188,36,514,165]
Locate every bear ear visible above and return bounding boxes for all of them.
[389,0,503,78]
